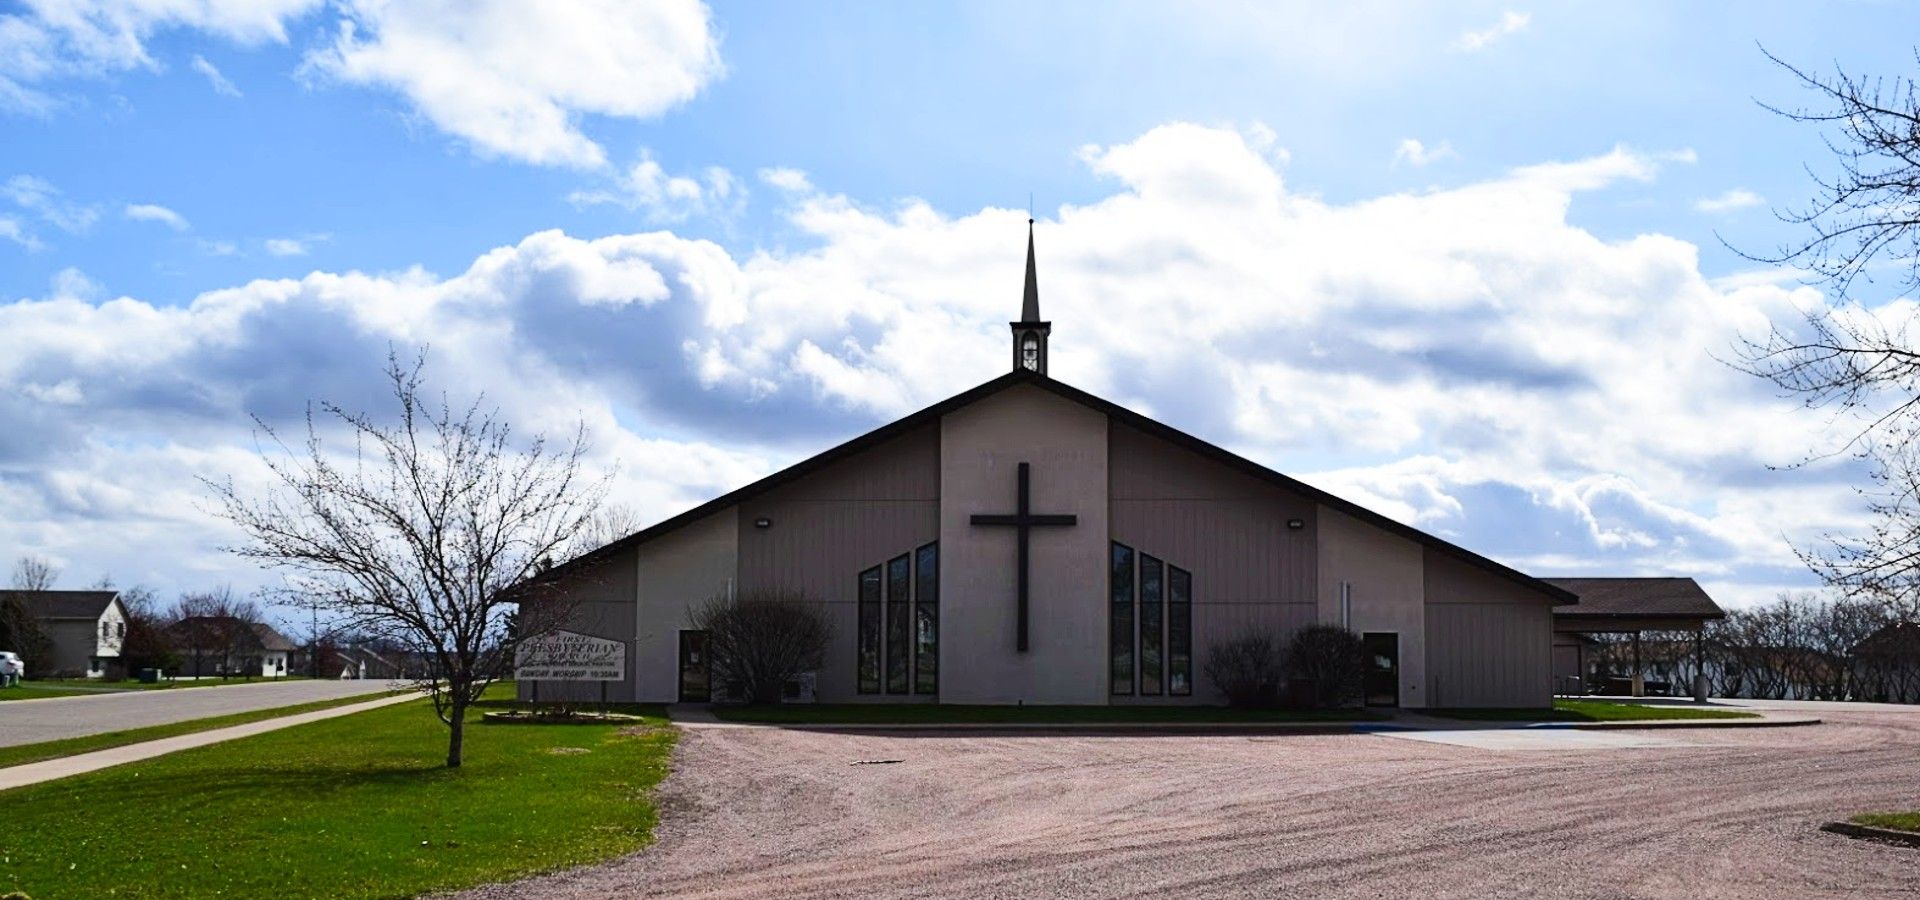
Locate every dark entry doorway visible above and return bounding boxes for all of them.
[678,630,710,702]
[1363,632,1399,708]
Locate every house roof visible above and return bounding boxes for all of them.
[1543,577,1726,620]
[1854,622,1920,656]
[250,623,296,652]
[3,590,120,620]
[170,615,287,648]
[518,370,1578,604]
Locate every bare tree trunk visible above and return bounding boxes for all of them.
[446,696,466,768]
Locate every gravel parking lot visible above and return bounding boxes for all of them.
[466,703,1920,899]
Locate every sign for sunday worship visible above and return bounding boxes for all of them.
[515,630,625,681]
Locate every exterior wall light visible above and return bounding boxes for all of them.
[1286,518,1305,530]
[753,516,773,529]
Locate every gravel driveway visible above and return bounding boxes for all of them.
[464,703,1920,899]
[0,679,399,746]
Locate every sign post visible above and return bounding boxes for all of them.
[514,631,626,717]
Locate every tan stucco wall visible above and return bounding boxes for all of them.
[1110,421,1317,704]
[940,384,1110,704]
[1423,548,1556,708]
[1316,506,1428,708]
[517,543,641,703]
[736,423,941,702]
[633,508,739,702]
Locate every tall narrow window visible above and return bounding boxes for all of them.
[914,542,939,695]
[886,553,911,694]
[1168,565,1192,696]
[857,566,881,694]
[1110,542,1135,695]
[1140,554,1164,696]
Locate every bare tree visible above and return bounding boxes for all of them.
[171,586,263,677]
[1202,632,1285,707]
[206,352,605,767]
[1286,625,1366,709]
[114,584,176,676]
[11,555,58,591]
[2,556,59,673]
[1733,50,1920,615]
[688,589,830,705]
[563,502,647,562]
[1739,49,1920,311]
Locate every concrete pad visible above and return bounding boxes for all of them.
[1377,727,1690,750]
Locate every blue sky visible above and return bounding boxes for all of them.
[2,1,1915,610]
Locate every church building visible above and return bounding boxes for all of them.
[527,224,1575,709]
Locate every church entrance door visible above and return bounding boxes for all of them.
[678,630,711,702]
[1363,632,1399,708]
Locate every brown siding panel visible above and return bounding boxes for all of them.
[1423,548,1555,708]
[736,422,941,701]
[1109,421,1318,703]
[518,545,640,703]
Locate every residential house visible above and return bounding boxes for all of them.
[168,616,297,678]
[4,590,127,678]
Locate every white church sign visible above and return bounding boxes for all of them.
[515,631,625,681]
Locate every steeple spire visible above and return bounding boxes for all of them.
[1010,217,1051,375]
[1021,218,1040,323]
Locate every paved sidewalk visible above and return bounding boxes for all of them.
[0,691,419,792]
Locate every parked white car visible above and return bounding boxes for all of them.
[0,650,23,686]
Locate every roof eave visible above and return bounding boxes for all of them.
[510,370,1574,604]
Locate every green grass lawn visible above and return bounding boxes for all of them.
[0,691,405,770]
[1433,699,1759,722]
[709,703,1384,725]
[0,688,676,899]
[1852,811,1920,832]
[0,683,111,701]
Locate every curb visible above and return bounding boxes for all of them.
[1821,821,1920,848]
[685,719,1384,734]
[1548,716,1822,731]
[681,715,1820,733]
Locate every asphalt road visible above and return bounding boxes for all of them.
[463,699,1920,899]
[0,679,400,747]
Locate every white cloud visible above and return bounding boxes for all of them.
[4,174,98,232]
[1392,138,1456,168]
[124,202,189,230]
[0,0,318,110]
[569,151,740,221]
[758,167,813,194]
[1694,188,1764,214]
[198,238,237,256]
[263,235,330,257]
[0,215,44,250]
[0,123,1846,608]
[1453,11,1530,52]
[4,2,722,171]
[189,54,241,97]
[303,0,723,168]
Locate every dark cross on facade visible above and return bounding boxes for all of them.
[970,461,1076,652]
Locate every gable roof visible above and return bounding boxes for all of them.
[1854,621,1920,656]
[250,622,296,652]
[523,370,1577,604]
[3,590,120,620]
[1543,577,1725,620]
